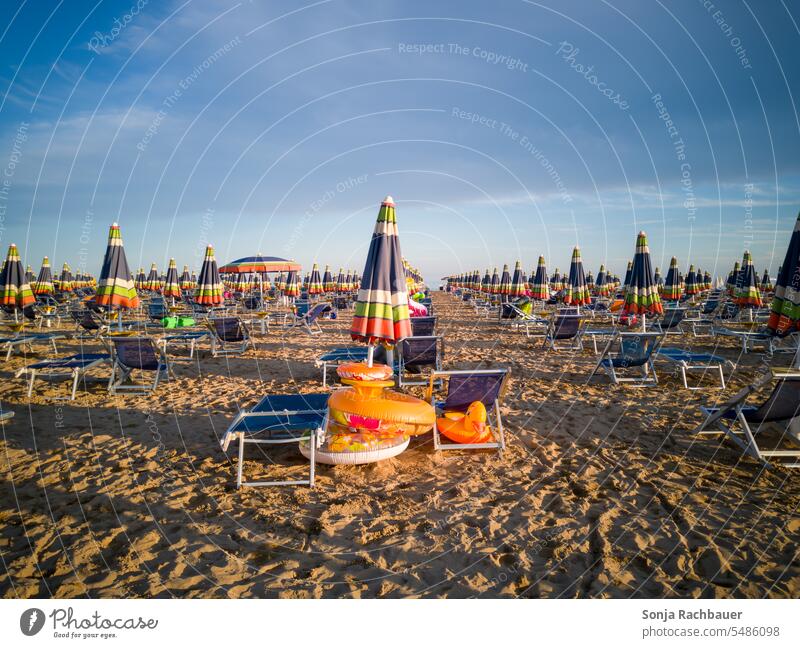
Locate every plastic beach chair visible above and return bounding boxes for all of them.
[220,393,329,488]
[315,346,370,387]
[426,369,510,452]
[16,353,111,400]
[589,332,665,386]
[654,307,687,335]
[285,302,330,335]
[0,332,64,361]
[530,309,585,350]
[208,317,254,357]
[656,346,733,390]
[694,369,800,468]
[397,335,444,387]
[108,337,173,394]
[410,316,437,337]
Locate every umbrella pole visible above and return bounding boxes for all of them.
[642,313,646,332]
[367,344,374,368]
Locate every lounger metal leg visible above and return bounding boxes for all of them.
[309,429,316,488]
[71,370,80,400]
[27,370,36,398]
[237,432,245,489]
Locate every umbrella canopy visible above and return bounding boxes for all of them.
[144,263,160,292]
[768,213,800,334]
[586,270,595,291]
[284,270,300,297]
[322,265,335,292]
[703,270,712,290]
[33,257,54,295]
[194,245,224,305]
[489,267,500,294]
[0,244,35,309]
[179,265,192,290]
[481,269,491,293]
[351,196,412,344]
[564,246,591,306]
[550,268,562,292]
[735,251,763,307]
[335,268,346,292]
[343,270,353,292]
[595,264,610,296]
[661,257,681,300]
[509,261,526,298]
[684,264,701,295]
[760,269,773,292]
[623,231,663,316]
[218,255,300,274]
[622,261,633,290]
[25,265,34,284]
[727,261,741,295]
[58,263,73,293]
[94,223,140,309]
[653,266,662,286]
[134,268,145,290]
[530,256,550,300]
[308,264,323,295]
[162,258,181,298]
[498,264,512,296]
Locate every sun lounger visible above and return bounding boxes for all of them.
[656,346,732,390]
[221,393,329,488]
[530,310,585,350]
[396,335,444,387]
[0,332,64,361]
[315,346,370,387]
[653,307,687,335]
[589,331,665,386]
[284,302,330,335]
[158,330,211,361]
[16,353,111,400]
[427,369,509,452]
[694,369,800,468]
[208,317,254,357]
[108,337,173,394]
[410,316,437,337]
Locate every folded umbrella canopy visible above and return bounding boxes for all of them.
[194,245,224,305]
[727,261,741,295]
[623,231,663,327]
[498,263,512,297]
[530,256,550,300]
[509,261,526,299]
[684,264,701,295]
[653,266,662,286]
[0,244,35,312]
[58,263,73,293]
[768,213,800,336]
[144,263,160,292]
[703,270,712,290]
[735,250,763,307]
[134,268,145,290]
[335,268,346,292]
[550,268,562,293]
[322,265,335,293]
[481,268,491,293]
[661,257,681,301]
[162,258,181,299]
[622,260,633,291]
[283,270,300,298]
[25,265,34,284]
[33,256,54,295]
[564,246,591,306]
[351,196,412,353]
[586,270,594,291]
[179,265,192,290]
[760,268,773,292]
[308,264,323,295]
[489,267,500,295]
[94,223,139,309]
[595,264,609,296]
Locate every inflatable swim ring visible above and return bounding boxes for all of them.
[329,386,434,437]
[336,361,393,382]
[299,422,409,465]
[436,401,493,444]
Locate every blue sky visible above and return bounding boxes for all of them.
[1,0,799,282]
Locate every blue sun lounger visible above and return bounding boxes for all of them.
[0,332,65,361]
[15,353,111,400]
[315,347,369,386]
[656,346,732,390]
[221,393,329,488]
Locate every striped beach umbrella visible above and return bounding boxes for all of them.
[623,231,663,323]
[0,244,35,311]
[586,270,595,291]
[622,261,633,290]
[308,264,323,295]
[335,268,346,292]
[94,223,139,309]
[194,245,224,305]
[550,268,562,293]
[134,268,145,290]
[343,270,353,292]
[703,270,712,290]
[768,213,800,335]
[145,263,160,292]
[498,264,512,296]
[179,265,192,290]
[489,267,500,295]
[162,258,181,298]
[509,261,526,299]
[351,195,411,349]
[322,265,335,292]
[760,269,773,292]
[661,257,682,301]
[564,246,591,306]
[481,269,491,293]
[284,270,300,298]
[684,264,701,295]
[25,265,34,284]
[727,261,741,295]
[530,256,550,300]
[33,257,54,295]
[58,263,73,293]
[735,251,762,307]
[653,267,662,287]
[595,264,609,296]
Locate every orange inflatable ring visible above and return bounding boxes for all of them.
[436,402,493,444]
[329,387,435,437]
[336,362,393,382]
[609,299,624,312]
[299,422,409,465]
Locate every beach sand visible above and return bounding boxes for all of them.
[1,292,799,598]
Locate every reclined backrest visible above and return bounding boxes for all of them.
[401,336,439,367]
[114,338,160,370]
[552,315,581,340]
[746,378,800,423]
[213,317,245,342]
[411,316,436,336]
[443,371,506,412]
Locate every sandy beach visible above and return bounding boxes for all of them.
[1,291,799,599]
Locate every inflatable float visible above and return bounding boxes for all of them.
[436,401,493,444]
[299,361,435,465]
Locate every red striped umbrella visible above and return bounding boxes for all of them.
[162,258,181,298]
[0,244,35,310]
[94,223,139,309]
[194,245,224,305]
[34,257,54,295]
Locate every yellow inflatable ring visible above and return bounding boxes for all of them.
[329,387,435,437]
[336,361,393,381]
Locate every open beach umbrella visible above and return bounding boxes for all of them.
[684,264,701,296]
[58,263,73,293]
[564,246,591,306]
[661,257,681,301]
[94,222,139,314]
[284,270,300,298]
[760,269,773,292]
[33,257,54,295]
[351,196,411,362]
[308,264,323,295]
[735,251,763,307]
[0,244,35,314]
[768,213,800,336]
[194,245,224,305]
[498,263,512,298]
[322,265,335,292]
[509,261,526,299]
[162,258,181,299]
[623,231,662,328]
[144,263,160,292]
[622,261,633,290]
[489,267,500,295]
[179,265,192,290]
[530,256,550,300]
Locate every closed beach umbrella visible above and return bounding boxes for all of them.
[595,264,609,297]
[661,257,681,301]
[623,231,663,327]
[768,213,800,335]
[727,261,741,295]
[684,264,701,295]
[735,251,762,307]
[586,270,595,291]
[654,266,662,286]
[308,264,323,295]
[284,270,300,298]
[58,263,73,293]
[481,269,491,293]
[760,269,773,292]
[179,265,192,290]
[145,263,160,292]
[322,264,335,292]
[25,265,34,284]
[489,267,500,295]
[162,258,181,298]
[194,245,224,305]
[550,268,562,293]
[498,263,512,297]
[0,244,35,312]
[622,261,633,290]
[351,195,412,356]
[134,268,145,290]
[94,222,139,311]
[33,257,54,295]
[530,256,550,300]
[509,261,526,299]
[275,272,286,292]
[335,268,346,292]
[564,246,591,306]
[703,270,712,290]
